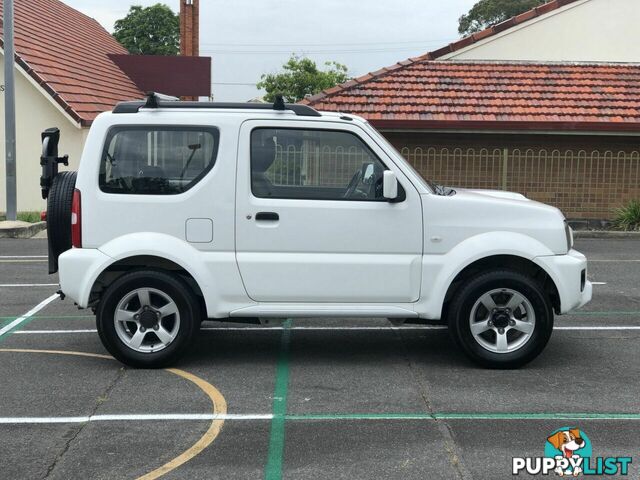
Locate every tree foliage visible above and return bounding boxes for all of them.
[458,0,547,36]
[257,56,350,103]
[113,4,179,55]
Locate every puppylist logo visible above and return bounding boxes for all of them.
[512,427,633,476]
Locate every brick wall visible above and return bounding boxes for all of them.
[382,131,640,220]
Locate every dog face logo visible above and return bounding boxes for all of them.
[548,429,586,458]
[545,428,591,477]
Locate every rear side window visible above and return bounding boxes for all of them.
[99,126,219,195]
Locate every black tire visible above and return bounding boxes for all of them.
[47,171,77,259]
[96,270,200,368]
[448,270,553,369]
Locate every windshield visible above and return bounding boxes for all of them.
[361,121,433,193]
[362,122,458,196]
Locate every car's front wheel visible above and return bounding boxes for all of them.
[97,270,200,368]
[448,270,553,369]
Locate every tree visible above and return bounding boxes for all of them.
[257,56,350,103]
[458,0,547,36]
[113,4,179,55]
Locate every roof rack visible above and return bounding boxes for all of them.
[113,92,322,117]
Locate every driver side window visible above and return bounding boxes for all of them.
[250,128,387,201]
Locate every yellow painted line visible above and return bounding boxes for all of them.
[0,348,227,479]
[138,368,228,480]
[0,348,113,359]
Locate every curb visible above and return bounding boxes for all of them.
[0,221,47,239]
[574,230,640,239]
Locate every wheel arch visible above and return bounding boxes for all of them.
[89,255,206,315]
[87,233,215,314]
[441,254,561,321]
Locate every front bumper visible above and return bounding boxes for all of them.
[58,248,114,308]
[534,249,592,314]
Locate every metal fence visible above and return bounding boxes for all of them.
[265,143,640,219]
[267,143,373,188]
[401,147,640,219]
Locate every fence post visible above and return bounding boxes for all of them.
[501,148,508,191]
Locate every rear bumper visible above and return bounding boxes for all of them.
[58,248,113,308]
[534,249,592,314]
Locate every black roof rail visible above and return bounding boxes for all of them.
[113,92,322,117]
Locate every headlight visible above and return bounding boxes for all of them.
[564,221,574,251]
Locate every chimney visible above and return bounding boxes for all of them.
[180,0,199,57]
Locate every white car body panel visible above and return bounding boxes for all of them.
[59,107,592,321]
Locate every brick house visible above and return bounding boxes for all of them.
[303,0,640,222]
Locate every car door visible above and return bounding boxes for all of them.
[235,120,423,303]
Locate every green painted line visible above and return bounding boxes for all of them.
[284,412,640,421]
[0,315,40,345]
[285,413,434,421]
[434,412,640,420]
[264,319,292,480]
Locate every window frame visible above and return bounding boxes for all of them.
[250,126,405,202]
[98,125,220,195]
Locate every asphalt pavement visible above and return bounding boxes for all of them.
[0,237,638,479]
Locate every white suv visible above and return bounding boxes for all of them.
[40,93,592,369]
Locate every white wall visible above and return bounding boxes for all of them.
[443,0,640,62]
[0,53,87,213]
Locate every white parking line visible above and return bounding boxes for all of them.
[0,293,60,338]
[13,325,640,335]
[589,259,640,262]
[0,260,47,263]
[555,326,640,330]
[16,329,97,334]
[591,282,607,285]
[0,284,58,287]
[0,413,272,424]
[0,255,47,259]
[1,412,640,424]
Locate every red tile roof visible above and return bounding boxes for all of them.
[0,0,143,126]
[304,61,640,131]
[302,0,640,132]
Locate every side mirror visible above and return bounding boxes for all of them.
[383,170,398,200]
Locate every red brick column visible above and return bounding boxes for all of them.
[180,0,200,100]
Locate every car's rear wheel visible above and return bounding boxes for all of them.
[448,270,553,369]
[97,270,199,368]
